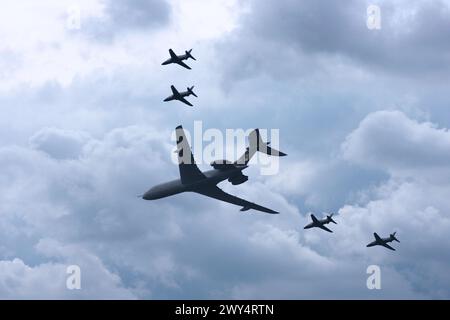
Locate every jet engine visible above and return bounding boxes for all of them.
[228,174,248,185]
[210,160,234,170]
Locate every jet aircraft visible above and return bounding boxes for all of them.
[142,126,287,213]
[304,213,337,233]
[367,232,400,251]
[162,49,196,70]
[164,85,197,107]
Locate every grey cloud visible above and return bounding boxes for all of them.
[217,0,450,86]
[106,0,170,29]
[30,128,91,160]
[82,0,171,40]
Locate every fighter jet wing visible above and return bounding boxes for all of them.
[318,225,333,233]
[178,96,193,106]
[381,243,396,251]
[169,49,178,59]
[171,85,180,96]
[175,60,191,70]
[374,233,382,242]
[194,186,278,214]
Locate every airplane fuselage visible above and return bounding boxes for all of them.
[367,238,393,247]
[162,54,189,65]
[304,218,328,229]
[164,90,190,102]
[143,167,244,200]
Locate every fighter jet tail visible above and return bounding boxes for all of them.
[391,232,400,243]
[186,49,196,61]
[327,213,337,224]
[187,86,198,97]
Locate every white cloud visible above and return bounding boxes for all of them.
[0,245,136,299]
[342,110,450,180]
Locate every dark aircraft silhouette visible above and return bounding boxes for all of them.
[304,213,337,233]
[142,126,287,213]
[164,85,197,107]
[162,49,196,70]
[367,232,400,251]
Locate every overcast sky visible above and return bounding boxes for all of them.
[1,0,450,299]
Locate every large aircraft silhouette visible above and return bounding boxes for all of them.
[162,49,196,70]
[142,126,287,213]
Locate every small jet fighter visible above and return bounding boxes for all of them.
[164,85,197,107]
[367,232,400,251]
[162,49,196,70]
[142,126,287,213]
[304,213,337,233]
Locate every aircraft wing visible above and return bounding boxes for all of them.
[176,60,191,70]
[381,243,396,251]
[178,96,193,106]
[169,49,177,59]
[175,126,205,184]
[194,186,278,214]
[311,214,319,224]
[374,233,382,242]
[171,85,180,96]
[318,225,333,233]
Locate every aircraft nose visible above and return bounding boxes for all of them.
[142,189,156,200]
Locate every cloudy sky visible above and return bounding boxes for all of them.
[1,0,450,299]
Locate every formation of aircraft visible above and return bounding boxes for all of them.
[161,48,198,107]
[162,49,196,70]
[164,85,197,107]
[155,47,402,252]
[303,213,401,251]
[304,213,337,233]
[142,126,287,213]
[366,232,400,251]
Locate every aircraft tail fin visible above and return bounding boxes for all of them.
[327,213,337,224]
[187,86,198,97]
[234,129,287,165]
[391,232,400,243]
[186,49,196,61]
[251,129,287,157]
